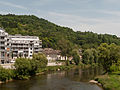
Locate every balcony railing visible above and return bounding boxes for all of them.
[12,49,29,51]
[0,39,5,41]
[11,45,29,47]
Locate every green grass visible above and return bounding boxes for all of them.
[95,72,120,90]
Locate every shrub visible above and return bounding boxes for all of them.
[0,66,13,81]
[14,58,32,79]
[65,60,70,66]
[14,53,48,79]
[110,64,119,72]
[33,53,48,68]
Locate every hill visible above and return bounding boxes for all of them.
[0,14,120,49]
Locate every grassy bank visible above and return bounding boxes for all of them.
[95,72,120,90]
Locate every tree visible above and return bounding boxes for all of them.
[91,48,98,63]
[98,43,120,72]
[82,49,94,64]
[14,58,32,79]
[57,38,74,59]
[72,51,80,65]
[32,53,48,68]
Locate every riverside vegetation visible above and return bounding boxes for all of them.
[0,53,80,82]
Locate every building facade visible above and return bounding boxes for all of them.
[0,28,42,64]
[9,35,42,60]
[43,48,67,62]
[0,28,11,64]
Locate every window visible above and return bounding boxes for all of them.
[1,37,4,39]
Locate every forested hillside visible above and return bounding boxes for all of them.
[0,14,120,49]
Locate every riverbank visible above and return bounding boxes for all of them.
[36,65,76,75]
[0,66,103,90]
[0,61,101,84]
[0,63,95,84]
[0,65,78,84]
[95,72,120,90]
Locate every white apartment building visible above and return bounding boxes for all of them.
[0,28,11,64]
[0,28,42,64]
[9,35,42,60]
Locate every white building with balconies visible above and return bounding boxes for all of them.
[9,34,42,60]
[0,28,42,64]
[0,28,11,64]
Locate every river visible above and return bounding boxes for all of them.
[0,67,103,90]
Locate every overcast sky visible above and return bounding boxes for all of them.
[0,0,120,36]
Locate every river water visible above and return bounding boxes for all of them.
[0,67,103,90]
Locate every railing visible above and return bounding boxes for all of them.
[0,49,5,51]
[11,45,28,47]
[0,39,5,41]
[12,49,29,51]
[0,44,5,46]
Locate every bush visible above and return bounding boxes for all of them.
[0,66,13,81]
[110,64,119,72]
[14,58,32,79]
[14,53,48,79]
[33,53,48,68]
[72,51,80,65]
[65,60,70,66]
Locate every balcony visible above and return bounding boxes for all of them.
[11,45,29,47]
[0,44,5,46]
[0,49,5,51]
[12,49,29,51]
[0,39,5,41]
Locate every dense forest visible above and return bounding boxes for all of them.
[0,14,120,50]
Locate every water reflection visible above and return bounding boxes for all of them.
[0,67,103,90]
[66,67,103,82]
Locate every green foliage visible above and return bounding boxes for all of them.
[14,58,32,79]
[14,53,48,79]
[110,64,119,72]
[98,43,120,72]
[72,51,80,65]
[57,38,74,57]
[33,53,48,68]
[0,66,13,81]
[65,60,71,66]
[96,75,120,90]
[82,48,98,65]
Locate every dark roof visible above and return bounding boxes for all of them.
[43,48,61,55]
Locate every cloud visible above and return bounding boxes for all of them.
[64,0,92,4]
[46,11,120,36]
[104,0,120,3]
[100,10,120,17]
[0,1,27,10]
[48,12,110,24]
[30,0,56,6]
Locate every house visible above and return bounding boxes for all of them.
[42,48,67,62]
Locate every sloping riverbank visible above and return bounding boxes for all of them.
[95,72,120,90]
